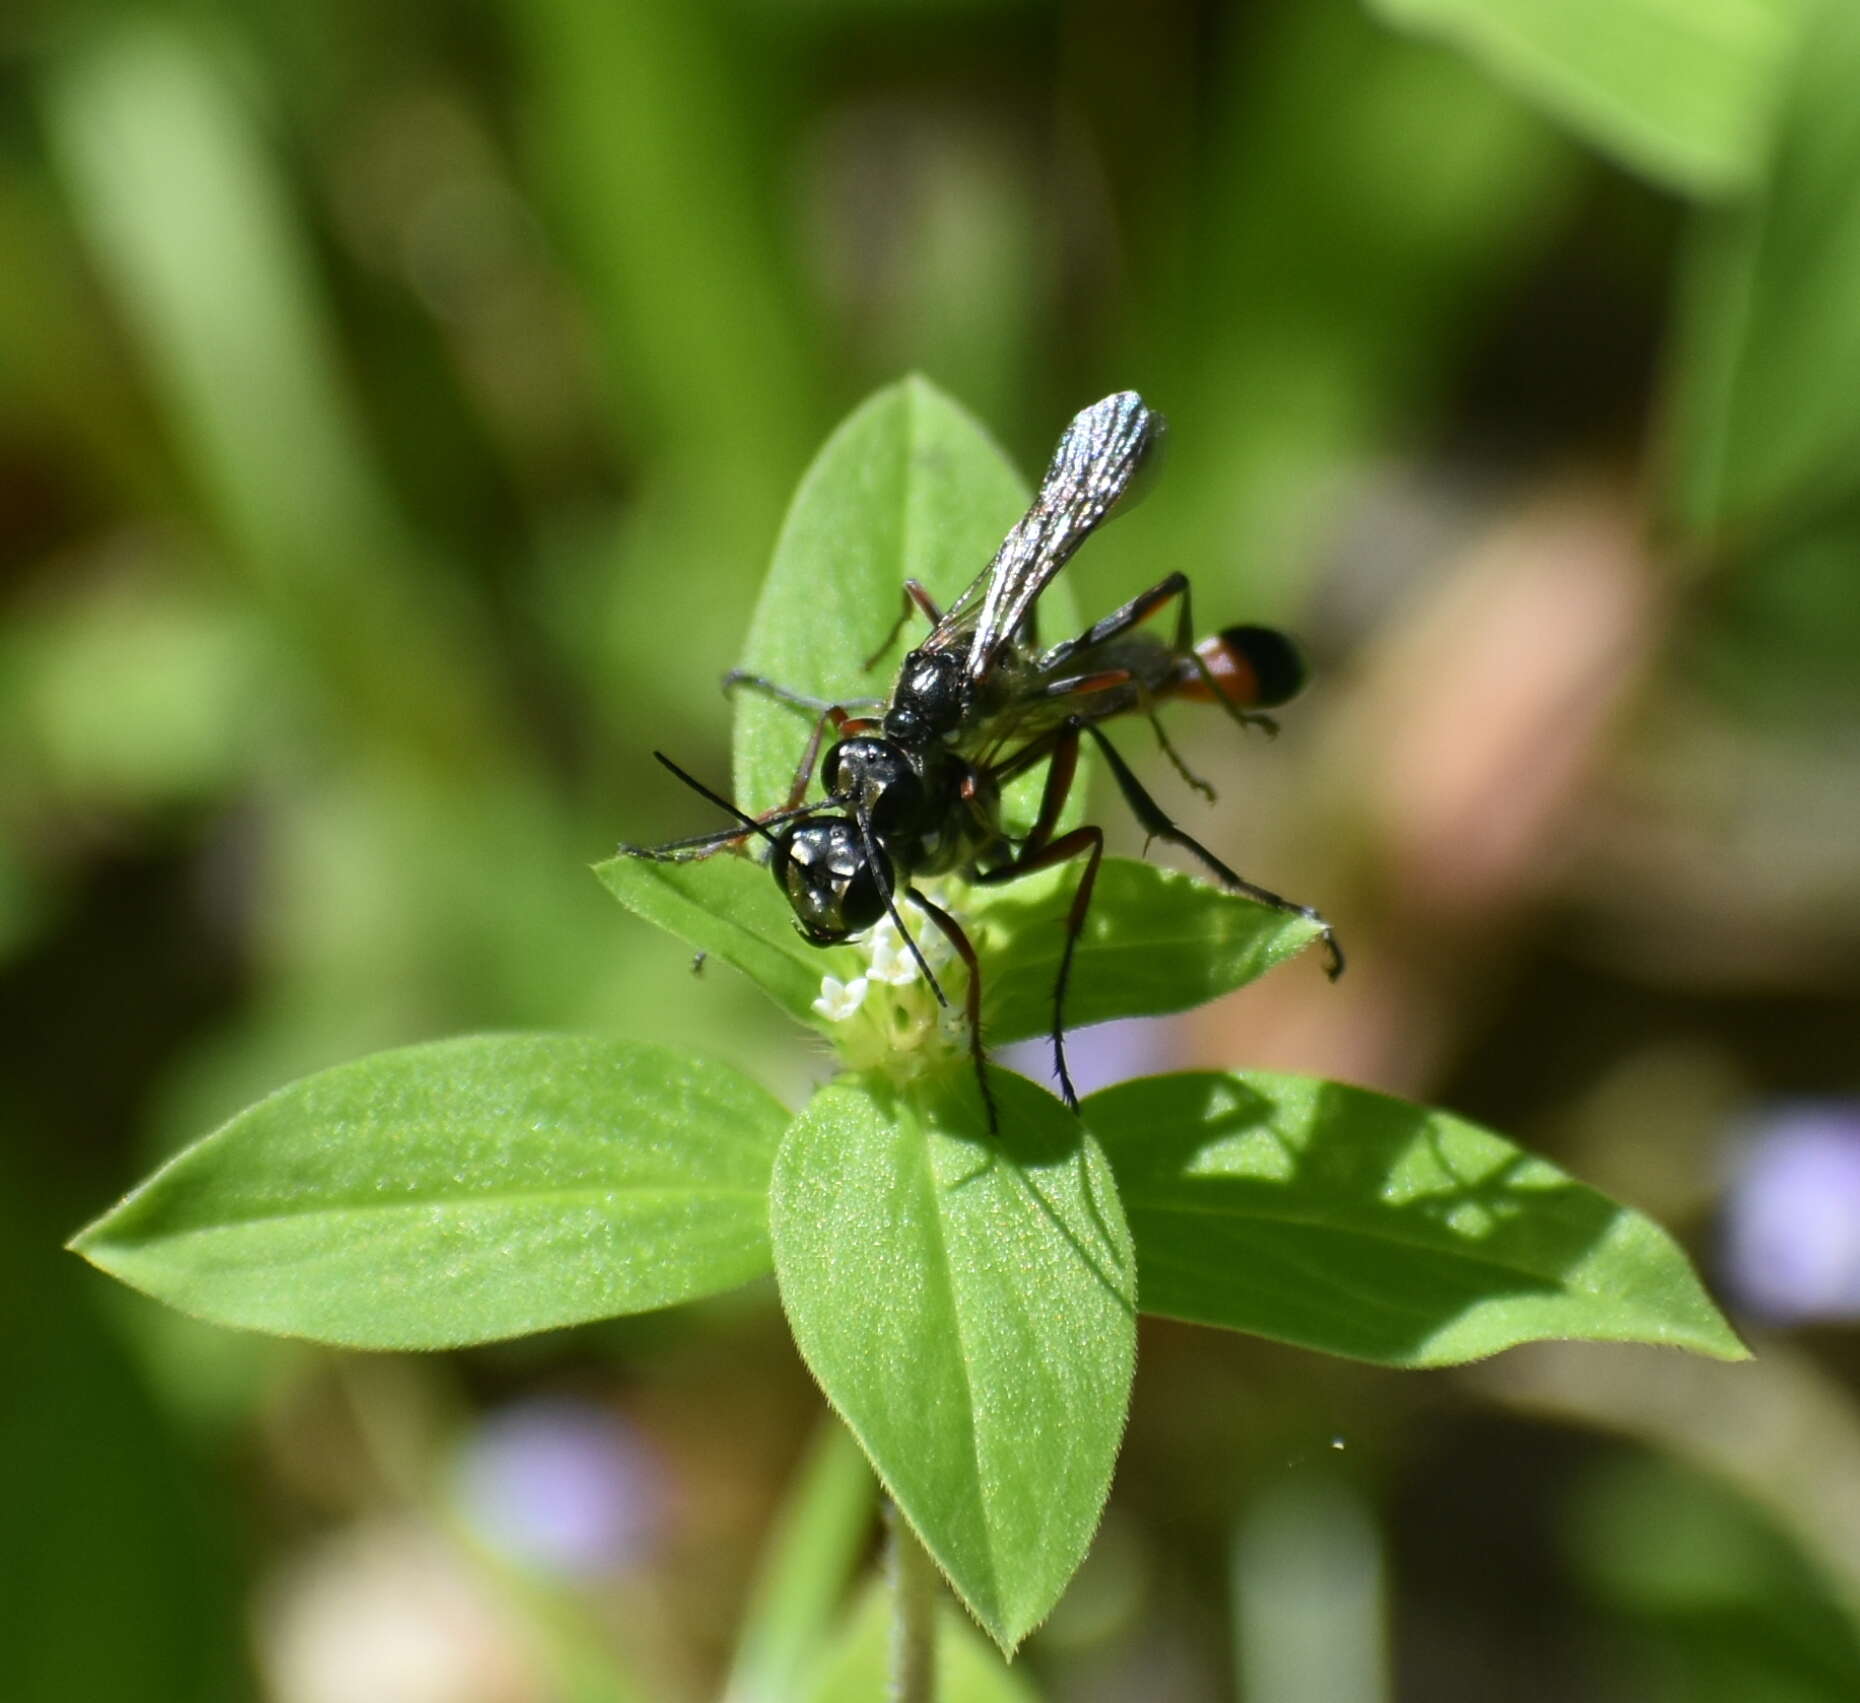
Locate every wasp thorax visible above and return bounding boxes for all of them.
[770,817,889,943]
[883,649,966,744]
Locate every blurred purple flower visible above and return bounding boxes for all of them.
[1000,1016,1175,1102]
[452,1397,662,1577]
[1722,1103,1860,1323]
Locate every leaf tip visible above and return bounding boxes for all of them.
[1686,1321,1756,1364]
[65,1206,117,1262]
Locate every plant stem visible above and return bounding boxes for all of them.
[886,1497,938,1703]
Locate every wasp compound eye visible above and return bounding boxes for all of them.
[771,817,889,943]
[1190,624,1308,710]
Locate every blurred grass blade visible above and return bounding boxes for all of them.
[505,0,814,496]
[804,1580,1044,1703]
[43,20,387,558]
[42,17,494,755]
[1087,1071,1747,1366]
[1231,1477,1388,1703]
[1564,1455,1860,1697]
[1367,0,1801,197]
[1664,0,1860,544]
[1138,0,1577,616]
[721,1421,876,1703]
[0,177,173,512]
[3,1173,247,1703]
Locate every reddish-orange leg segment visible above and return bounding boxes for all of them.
[862,578,945,670]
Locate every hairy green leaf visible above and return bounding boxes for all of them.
[772,1072,1135,1652]
[595,848,852,1029]
[1088,1071,1745,1366]
[973,856,1327,1047]
[73,1035,788,1349]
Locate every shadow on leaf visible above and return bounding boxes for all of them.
[1084,1070,1737,1366]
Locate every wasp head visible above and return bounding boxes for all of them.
[770,816,890,944]
[823,735,924,838]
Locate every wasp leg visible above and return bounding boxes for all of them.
[1031,659,1217,803]
[970,722,1104,1113]
[624,702,839,861]
[1038,572,1241,798]
[861,579,944,670]
[1144,707,1217,802]
[1033,667,1134,699]
[617,753,817,861]
[1039,569,1189,666]
[779,705,839,810]
[722,671,884,714]
[1081,723,1344,979]
[617,821,761,860]
[908,886,994,1131]
[1041,571,1277,740]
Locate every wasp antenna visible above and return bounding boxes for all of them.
[651,751,784,847]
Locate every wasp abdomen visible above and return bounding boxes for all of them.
[1181,624,1307,710]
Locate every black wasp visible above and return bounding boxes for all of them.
[620,392,1341,1124]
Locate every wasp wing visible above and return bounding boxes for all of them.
[954,391,1163,681]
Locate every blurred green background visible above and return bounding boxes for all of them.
[6,0,1860,1697]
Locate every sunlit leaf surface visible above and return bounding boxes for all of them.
[74,1035,789,1349]
[1088,1071,1747,1366]
[772,1072,1135,1652]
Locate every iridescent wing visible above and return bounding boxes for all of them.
[919,392,1165,677]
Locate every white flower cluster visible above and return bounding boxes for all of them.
[810,899,969,1077]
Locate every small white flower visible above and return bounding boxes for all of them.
[865,901,955,987]
[808,887,973,1083]
[812,974,869,1023]
[865,919,920,987]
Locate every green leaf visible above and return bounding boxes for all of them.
[733,375,1074,833]
[722,1422,876,1703]
[804,1580,1044,1703]
[3,1182,245,1703]
[1666,0,1860,541]
[593,851,1324,1066]
[594,848,854,1029]
[1366,0,1801,198]
[771,1072,1136,1652]
[72,1034,788,1349]
[973,856,1327,1047]
[1568,1455,1860,1698]
[1087,1071,1746,1367]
